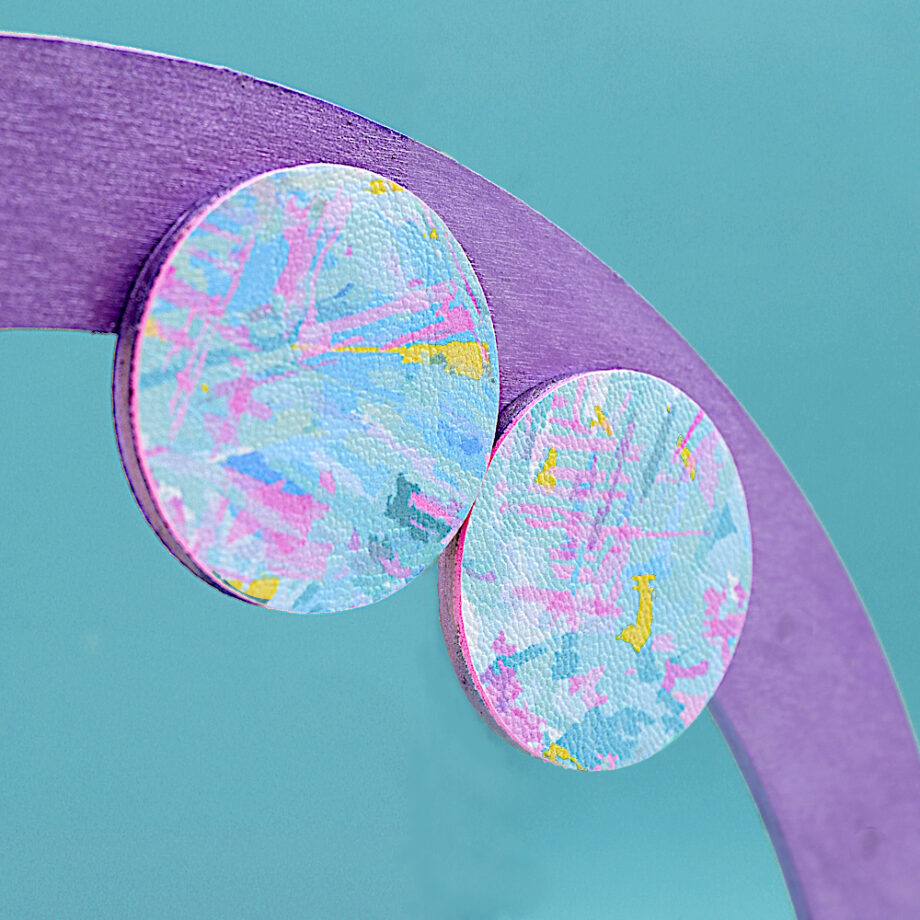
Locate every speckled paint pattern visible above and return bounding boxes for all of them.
[453,371,751,769]
[130,164,499,613]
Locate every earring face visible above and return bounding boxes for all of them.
[119,164,499,613]
[442,370,752,769]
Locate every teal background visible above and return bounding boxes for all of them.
[1,3,917,918]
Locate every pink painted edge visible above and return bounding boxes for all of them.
[113,184,254,605]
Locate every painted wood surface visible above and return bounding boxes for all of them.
[1,34,919,918]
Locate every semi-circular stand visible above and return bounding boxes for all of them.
[1,34,918,918]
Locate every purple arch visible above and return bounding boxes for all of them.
[1,34,918,918]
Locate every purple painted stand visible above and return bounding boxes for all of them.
[1,34,918,918]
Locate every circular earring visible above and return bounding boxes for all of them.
[440,370,752,770]
[114,164,499,614]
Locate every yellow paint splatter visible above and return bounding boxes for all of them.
[542,743,586,770]
[617,574,656,653]
[429,227,438,239]
[144,316,163,340]
[678,438,697,480]
[589,404,612,436]
[334,341,486,380]
[201,383,209,393]
[222,576,280,603]
[245,577,280,602]
[368,178,404,194]
[535,447,557,491]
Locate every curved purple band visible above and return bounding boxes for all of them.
[1,34,918,917]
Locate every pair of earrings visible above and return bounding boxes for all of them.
[116,163,752,771]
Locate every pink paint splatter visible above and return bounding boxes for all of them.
[661,658,709,693]
[651,634,675,652]
[569,666,608,710]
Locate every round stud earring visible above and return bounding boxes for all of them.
[114,163,499,614]
[440,370,752,769]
